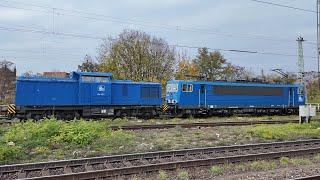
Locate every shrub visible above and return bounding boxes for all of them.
[250,161,276,170]
[247,122,320,140]
[210,166,223,175]
[291,158,312,166]
[0,119,137,163]
[4,119,63,148]
[158,170,169,180]
[280,157,290,166]
[103,130,135,151]
[177,170,189,180]
[0,145,25,164]
[55,120,107,147]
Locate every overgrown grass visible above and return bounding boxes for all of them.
[280,157,290,166]
[279,157,312,166]
[210,166,223,175]
[315,154,320,161]
[177,170,189,180]
[250,160,276,170]
[246,122,320,140]
[158,170,169,180]
[0,118,135,164]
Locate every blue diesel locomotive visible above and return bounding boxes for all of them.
[12,72,306,119]
[166,80,305,116]
[15,72,162,119]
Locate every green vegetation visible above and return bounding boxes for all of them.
[307,80,320,103]
[315,154,320,161]
[2,116,320,165]
[177,170,189,180]
[246,122,320,140]
[279,157,311,166]
[0,118,135,164]
[280,157,290,166]
[210,166,223,175]
[250,160,276,170]
[291,158,312,166]
[158,170,169,180]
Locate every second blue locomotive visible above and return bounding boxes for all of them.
[14,71,306,119]
[166,80,305,117]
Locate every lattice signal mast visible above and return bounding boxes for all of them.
[297,36,305,85]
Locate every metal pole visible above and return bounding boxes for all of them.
[297,37,305,85]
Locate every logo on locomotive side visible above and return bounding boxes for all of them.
[298,96,304,102]
[97,85,106,92]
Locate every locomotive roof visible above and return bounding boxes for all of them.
[168,80,301,87]
[17,75,160,85]
[112,80,161,85]
[72,71,113,77]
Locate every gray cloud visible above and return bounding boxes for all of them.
[0,0,316,75]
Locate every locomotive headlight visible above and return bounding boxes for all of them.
[167,99,177,104]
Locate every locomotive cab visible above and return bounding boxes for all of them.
[166,81,179,105]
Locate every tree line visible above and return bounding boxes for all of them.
[79,30,256,84]
[78,29,296,85]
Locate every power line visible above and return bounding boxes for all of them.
[175,44,316,59]
[0,25,316,60]
[0,55,83,63]
[0,26,104,40]
[0,0,316,45]
[249,0,316,13]
[0,48,82,57]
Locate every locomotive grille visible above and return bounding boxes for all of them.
[162,103,169,112]
[214,86,283,96]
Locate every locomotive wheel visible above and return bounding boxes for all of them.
[74,112,80,119]
[34,115,41,121]
[26,113,32,120]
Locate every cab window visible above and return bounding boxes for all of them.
[182,84,193,92]
[167,84,178,92]
[82,76,110,83]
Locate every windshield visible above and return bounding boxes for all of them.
[166,84,178,93]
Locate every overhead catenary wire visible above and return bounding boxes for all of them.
[0,48,83,58]
[0,25,316,60]
[249,0,316,13]
[0,55,83,63]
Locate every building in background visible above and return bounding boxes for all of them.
[43,72,69,78]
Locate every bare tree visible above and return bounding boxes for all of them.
[0,60,16,104]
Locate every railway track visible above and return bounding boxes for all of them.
[294,175,320,180]
[0,119,305,128]
[1,139,320,179]
[109,119,302,130]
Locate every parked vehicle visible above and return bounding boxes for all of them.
[15,72,161,119]
[166,80,305,117]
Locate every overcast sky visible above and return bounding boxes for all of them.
[0,0,317,75]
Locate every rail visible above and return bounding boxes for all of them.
[293,175,320,180]
[109,119,302,130]
[1,139,319,179]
